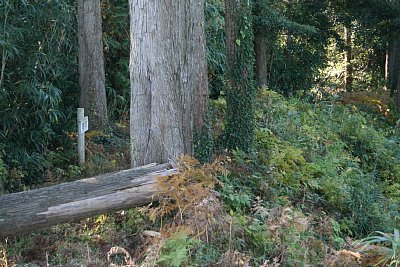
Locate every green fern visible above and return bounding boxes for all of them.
[157,232,198,267]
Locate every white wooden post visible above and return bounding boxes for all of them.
[77,108,89,166]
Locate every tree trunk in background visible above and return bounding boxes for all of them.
[224,0,255,152]
[129,0,208,167]
[370,52,377,87]
[397,70,400,111]
[389,39,400,97]
[0,180,4,195]
[78,0,108,130]
[385,42,390,81]
[255,32,268,87]
[344,27,353,91]
[388,42,394,96]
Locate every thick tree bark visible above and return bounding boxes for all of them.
[78,0,108,130]
[129,0,208,167]
[224,0,256,152]
[0,163,175,238]
[344,27,353,91]
[254,32,268,87]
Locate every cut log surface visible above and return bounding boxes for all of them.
[0,163,175,238]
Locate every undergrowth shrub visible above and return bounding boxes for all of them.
[156,232,198,267]
[140,156,239,265]
[217,152,330,265]
[254,89,399,236]
[206,89,400,264]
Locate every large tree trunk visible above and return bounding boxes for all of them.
[389,38,400,97]
[78,0,108,130]
[0,163,174,238]
[224,0,256,152]
[254,32,268,87]
[129,1,208,167]
[344,27,353,91]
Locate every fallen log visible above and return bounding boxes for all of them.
[0,163,175,238]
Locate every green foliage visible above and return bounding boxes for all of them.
[207,89,400,264]
[255,89,400,236]
[252,0,330,95]
[356,229,400,266]
[194,110,213,164]
[254,0,318,34]
[157,232,198,267]
[205,0,226,99]
[0,0,77,190]
[269,145,306,189]
[102,0,130,121]
[219,173,252,214]
[242,217,276,260]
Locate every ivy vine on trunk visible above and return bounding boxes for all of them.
[224,0,256,153]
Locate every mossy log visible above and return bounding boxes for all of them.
[0,163,175,238]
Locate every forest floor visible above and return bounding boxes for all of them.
[1,90,400,267]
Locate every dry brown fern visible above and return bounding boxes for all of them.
[146,156,226,224]
[340,91,391,117]
[138,155,239,246]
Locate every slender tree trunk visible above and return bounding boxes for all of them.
[385,42,390,81]
[344,27,353,91]
[0,179,4,195]
[388,41,394,96]
[254,31,268,87]
[224,0,255,152]
[396,75,400,113]
[78,0,108,130]
[371,52,377,87]
[0,8,9,90]
[397,70,400,111]
[389,39,400,97]
[397,40,400,111]
[129,0,208,167]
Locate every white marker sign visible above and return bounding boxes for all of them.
[77,108,87,166]
[79,116,89,134]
